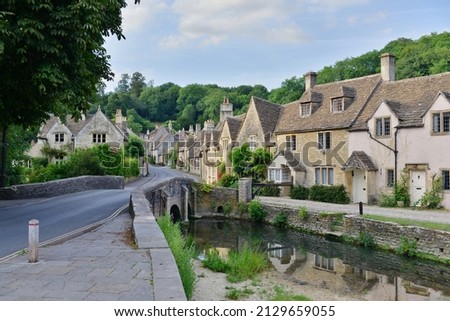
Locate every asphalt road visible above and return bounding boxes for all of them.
[0,189,130,258]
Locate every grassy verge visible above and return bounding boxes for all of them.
[363,214,450,232]
[157,215,196,300]
[203,243,269,283]
[271,285,312,301]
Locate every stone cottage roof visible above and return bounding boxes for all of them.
[225,114,245,141]
[280,150,306,172]
[276,74,381,134]
[351,72,450,130]
[342,151,378,171]
[252,96,283,139]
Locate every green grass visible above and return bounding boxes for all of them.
[271,285,312,301]
[364,214,450,232]
[225,286,254,300]
[157,215,196,300]
[202,243,269,283]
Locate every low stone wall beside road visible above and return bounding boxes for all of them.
[0,175,124,200]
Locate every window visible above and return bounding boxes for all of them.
[387,169,395,188]
[248,135,257,151]
[318,132,331,150]
[300,103,311,116]
[286,135,297,151]
[92,133,106,143]
[375,117,391,136]
[331,98,343,113]
[432,112,450,134]
[54,133,65,143]
[315,167,334,185]
[55,155,65,164]
[443,170,450,190]
[269,168,281,182]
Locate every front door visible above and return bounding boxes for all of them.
[353,170,368,203]
[410,170,426,206]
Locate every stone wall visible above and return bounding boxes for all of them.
[0,175,124,200]
[198,187,450,260]
[195,185,238,216]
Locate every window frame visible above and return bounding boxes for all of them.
[432,111,450,135]
[386,169,395,188]
[331,98,343,113]
[318,132,331,150]
[314,167,334,185]
[300,102,311,117]
[442,169,450,191]
[286,135,297,151]
[54,133,65,143]
[375,117,391,137]
[92,133,106,144]
[248,135,257,151]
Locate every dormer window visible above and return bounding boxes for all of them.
[331,98,344,113]
[54,133,65,143]
[300,103,311,117]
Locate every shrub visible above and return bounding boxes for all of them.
[274,211,289,228]
[379,193,397,207]
[309,185,350,204]
[290,185,310,200]
[396,236,418,257]
[222,201,233,215]
[248,199,267,223]
[358,231,375,249]
[255,186,280,197]
[237,202,249,215]
[417,176,444,209]
[217,173,239,188]
[157,215,196,300]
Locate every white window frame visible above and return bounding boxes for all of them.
[248,135,257,151]
[300,103,311,116]
[92,133,106,143]
[386,169,395,188]
[286,135,297,151]
[432,111,450,134]
[315,167,334,185]
[318,132,331,150]
[331,98,343,113]
[375,117,391,137]
[54,133,65,143]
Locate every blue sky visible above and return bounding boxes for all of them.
[104,0,450,92]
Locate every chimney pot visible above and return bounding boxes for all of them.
[380,53,395,81]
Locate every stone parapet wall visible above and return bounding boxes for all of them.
[0,176,124,200]
[195,186,238,216]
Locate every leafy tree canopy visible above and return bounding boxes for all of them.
[0,0,127,127]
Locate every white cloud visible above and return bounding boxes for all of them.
[159,0,308,48]
[122,0,168,32]
[302,0,371,13]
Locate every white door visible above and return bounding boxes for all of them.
[353,170,368,203]
[410,170,426,205]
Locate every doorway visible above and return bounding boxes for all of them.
[353,170,368,203]
[409,170,426,206]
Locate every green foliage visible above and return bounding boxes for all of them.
[298,207,308,220]
[308,185,350,204]
[248,199,267,223]
[358,231,375,249]
[0,0,127,128]
[379,192,397,207]
[198,182,213,193]
[225,287,254,300]
[202,249,229,273]
[273,211,289,228]
[231,145,272,182]
[237,202,249,215]
[222,201,233,215]
[394,169,410,206]
[271,285,312,301]
[217,173,239,188]
[157,215,196,300]
[254,186,280,197]
[417,176,444,209]
[226,244,269,283]
[290,185,310,200]
[396,236,418,257]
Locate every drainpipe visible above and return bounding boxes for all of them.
[367,127,399,185]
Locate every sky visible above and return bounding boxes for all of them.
[104,0,450,93]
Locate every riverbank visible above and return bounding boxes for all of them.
[192,259,364,301]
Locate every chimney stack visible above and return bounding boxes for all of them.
[304,71,317,91]
[380,53,395,81]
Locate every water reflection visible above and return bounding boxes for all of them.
[186,218,450,301]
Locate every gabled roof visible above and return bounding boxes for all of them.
[276,74,381,134]
[280,150,306,172]
[351,72,450,130]
[252,96,283,138]
[342,151,378,171]
[224,114,245,141]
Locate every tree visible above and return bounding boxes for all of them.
[0,0,127,186]
[130,72,147,98]
[268,76,304,104]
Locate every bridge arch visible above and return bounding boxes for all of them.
[170,204,181,223]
